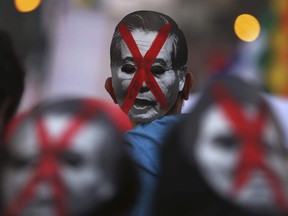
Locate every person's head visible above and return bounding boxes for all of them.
[156,75,288,216]
[0,30,25,132]
[1,98,138,216]
[105,10,192,125]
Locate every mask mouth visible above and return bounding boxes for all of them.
[21,198,58,215]
[133,98,157,109]
[28,197,57,208]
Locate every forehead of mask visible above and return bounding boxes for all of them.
[191,104,288,213]
[2,114,119,215]
[111,29,185,123]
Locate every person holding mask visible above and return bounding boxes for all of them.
[105,10,193,215]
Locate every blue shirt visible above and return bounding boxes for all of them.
[125,115,185,216]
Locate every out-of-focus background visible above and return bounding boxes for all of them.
[0,0,287,113]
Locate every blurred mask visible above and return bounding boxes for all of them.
[194,84,288,213]
[1,99,130,216]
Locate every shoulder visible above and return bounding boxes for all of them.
[124,114,185,147]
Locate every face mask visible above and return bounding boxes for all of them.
[111,24,185,122]
[194,86,288,213]
[1,106,117,216]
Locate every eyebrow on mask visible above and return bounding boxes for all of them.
[121,57,168,67]
[153,59,168,67]
[122,57,134,64]
[8,148,39,158]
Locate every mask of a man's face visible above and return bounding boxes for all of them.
[1,114,118,216]
[111,29,185,122]
[194,103,288,213]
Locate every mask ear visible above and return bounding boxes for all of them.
[105,78,118,104]
[181,72,193,100]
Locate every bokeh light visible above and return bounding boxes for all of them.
[234,14,261,42]
[15,0,42,13]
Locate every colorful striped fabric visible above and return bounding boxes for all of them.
[260,0,288,97]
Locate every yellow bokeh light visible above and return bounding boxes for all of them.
[234,14,261,42]
[266,63,288,95]
[15,0,42,13]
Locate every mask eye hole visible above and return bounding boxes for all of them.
[150,65,166,75]
[213,135,239,150]
[121,64,136,74]
[7,155,36,170]
[60,152,84,168]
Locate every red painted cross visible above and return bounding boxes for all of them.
[213,85,287,209]
[118,23,172,113]
[3,105,99,216]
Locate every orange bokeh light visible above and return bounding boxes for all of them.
[15,0,42,13]
[234,14,261,42]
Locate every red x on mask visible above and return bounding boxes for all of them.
[118,23,173,113]
[213,85,288,209]
[3,104,99,216]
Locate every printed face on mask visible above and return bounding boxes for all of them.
[1,115,116,216]
[111,29,185,122]
[193,105,288,212]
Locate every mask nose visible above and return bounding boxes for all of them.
[139,85,150,93]
[32,181,56,209]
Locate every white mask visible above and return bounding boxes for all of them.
[1,114,117,216]
[193,104,288,213]
[111,28,185,122]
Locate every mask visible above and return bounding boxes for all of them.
[194,86,288,213]
[1,100,128,216]
[111,24,185,122]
